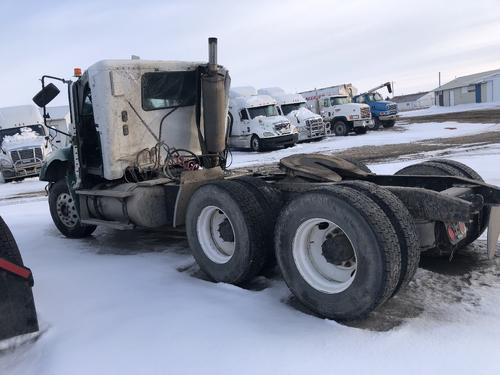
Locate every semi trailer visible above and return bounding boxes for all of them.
[228,87,298,151]
[258,87,328,141]
[299,85,373,136]
[32,38,500,321]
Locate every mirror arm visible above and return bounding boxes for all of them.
[40,75,72,137]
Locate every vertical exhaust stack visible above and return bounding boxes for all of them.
[202,37,230,167]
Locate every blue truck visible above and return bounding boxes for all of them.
[352,82,398,129]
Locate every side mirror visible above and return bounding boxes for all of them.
[387,83,393,94]
[33,83,60,107]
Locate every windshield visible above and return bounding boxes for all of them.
[280,102,306,115]
[247,105,278,119]
[0,125,45,145]
[330,97,350,106]
[367,93,384,101]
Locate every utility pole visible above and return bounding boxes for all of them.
[439,72,441,87]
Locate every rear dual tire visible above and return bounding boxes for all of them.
[275,185,407,320]
[187,177,419,320]
[186,180,275,285]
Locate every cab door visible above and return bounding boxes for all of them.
[74,79,103,177]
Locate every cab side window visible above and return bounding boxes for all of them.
[240,109,249,120]
[323,98,330,107]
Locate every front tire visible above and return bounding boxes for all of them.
[48,180,96,238]
[275,186,401,320]
[250,135,261,152]
[333,121,349,136]
[383,120,396,128]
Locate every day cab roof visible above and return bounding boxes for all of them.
[85,59,205,75]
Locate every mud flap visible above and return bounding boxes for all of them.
[0,216,38,345]
[487,206,500,259]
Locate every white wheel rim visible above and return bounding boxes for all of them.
[56,193,79,228]
[293,218,357,294]
[197,206,236,264]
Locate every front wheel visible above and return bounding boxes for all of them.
[250,135,261,152]
[333,121,349,136]
[382,120,396,128]
[48,180,96,238]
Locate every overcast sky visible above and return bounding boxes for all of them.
[1,0,500,106]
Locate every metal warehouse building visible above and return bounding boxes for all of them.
[392,91,434,112]
[434,68,500,106]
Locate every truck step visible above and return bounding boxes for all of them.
[76,189,134,199]
[80,219,135,230]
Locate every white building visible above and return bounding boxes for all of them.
[434,68,500,106]
[392,92,434,112]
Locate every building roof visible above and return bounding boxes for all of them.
[434,68,500,92]
[391,92,430,103]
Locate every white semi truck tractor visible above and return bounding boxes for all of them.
[300,85,373,136]
[228,87,298,151]
[0,105,52,182]
[32,38,500,322]
[258,87,328,141]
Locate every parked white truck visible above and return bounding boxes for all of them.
[258,87,328,141]
[300,84,373,136]
[0,105,51,182]
[228,87,298,151]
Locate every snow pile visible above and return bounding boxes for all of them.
[2,127,43,146]
[293,106,319,119]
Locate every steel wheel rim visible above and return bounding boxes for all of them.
[292,218,357,294]
[56,193,79,228]
[197,206,236,264]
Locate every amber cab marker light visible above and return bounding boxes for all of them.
[73,68,82,77]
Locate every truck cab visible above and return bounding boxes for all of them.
[0,105,52,182]
[352,82,398,129]
[228,87,298,152]
[258,87,328,141]
[314,95,373,136]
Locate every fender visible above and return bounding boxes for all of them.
[39,146,73,182]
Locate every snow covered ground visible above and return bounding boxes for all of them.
[230,121,498,168]
[400,102,500,118]
[1,123,500,375]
